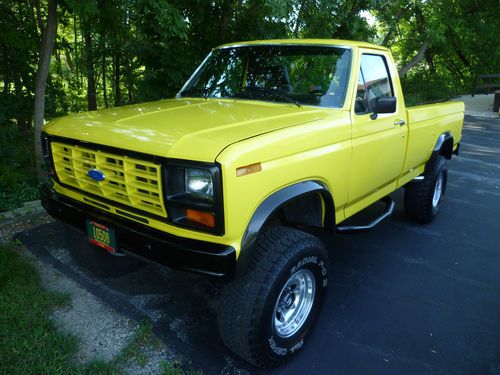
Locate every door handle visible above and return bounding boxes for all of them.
[394,119,406,126]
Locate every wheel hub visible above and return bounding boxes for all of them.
[432,173,444,208]
[284,293,295,309]
[273,269,316,338]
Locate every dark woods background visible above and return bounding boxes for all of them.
[1,0,499,210]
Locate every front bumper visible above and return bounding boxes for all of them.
[40,184,236,278]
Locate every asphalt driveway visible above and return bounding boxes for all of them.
[18,115,500,374]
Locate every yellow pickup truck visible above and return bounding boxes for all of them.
[40,39,464,367]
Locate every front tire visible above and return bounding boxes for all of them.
[404,155,448,223]
[217,226,329,368]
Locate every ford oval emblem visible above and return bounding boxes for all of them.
[87,169,106,182]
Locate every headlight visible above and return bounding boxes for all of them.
[185,168,213,202]
[164,161,224,235]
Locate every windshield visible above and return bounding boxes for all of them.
[179,45,352,108]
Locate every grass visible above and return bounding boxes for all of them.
[0,241,116,374]
[117,320,202,375]
[0,241,201,375]
[116,319,158,366]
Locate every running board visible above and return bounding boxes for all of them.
[336,196,395,233]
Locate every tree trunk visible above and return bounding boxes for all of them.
[74,14,79,87]
[16,75,30,130]
[425,50,436,74]
[55,45,62,75]
[128,81,133,102]
[448,33,471,69]
[33,0,57,180]
[27,0,41,39]
[34,0,44,33]
[398,41,429,77]
[219,0,234,41]
[101,35,108,108]
[114,53,121,106]
[84,25,97,111]
[127,59,133,102]
[65,48,74,71]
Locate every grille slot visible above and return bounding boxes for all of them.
[51,142,166,217]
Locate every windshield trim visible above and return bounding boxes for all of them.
[176,50,214,99]
[216,43,352,51]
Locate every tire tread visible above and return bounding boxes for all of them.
[404,155,447,223]
[217,226,326,367]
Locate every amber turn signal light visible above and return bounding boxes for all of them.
[186,209,215,228]
[236,162,262,177]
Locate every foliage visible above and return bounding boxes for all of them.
[0,126,39,212]
[401,68,457,106]
[0,182,40,212]
[1,0,499,121]
[377,0,500,101]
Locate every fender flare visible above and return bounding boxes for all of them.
[432,132,454,160]
[236,180,335,277]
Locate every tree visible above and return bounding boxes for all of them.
[398,41,429,77]
[33,0,57,180]
[83,21,97,110]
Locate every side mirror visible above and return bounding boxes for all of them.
[370,97,397,120]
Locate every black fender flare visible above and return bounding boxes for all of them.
[236,180,335,277]
[431,132,454,161]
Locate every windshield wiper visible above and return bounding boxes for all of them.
[242,86,302,108]
[179,87,209,99]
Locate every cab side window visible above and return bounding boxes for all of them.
[355,54,393,114]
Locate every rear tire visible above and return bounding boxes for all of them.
[217,226,329,368]
[404,155,448,223]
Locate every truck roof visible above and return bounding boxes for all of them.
[216,39,389,51]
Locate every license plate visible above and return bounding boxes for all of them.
[86,219,117,254]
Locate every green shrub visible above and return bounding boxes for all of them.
[0,125,38,212]
[401,68,459,106]
[0,182,39,212]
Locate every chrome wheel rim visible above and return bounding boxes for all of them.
[273,269,316,338]
[432,173,444,208]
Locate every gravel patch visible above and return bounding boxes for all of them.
[451,94,500,118]
[36,255,137,363]
[0,205,52,243]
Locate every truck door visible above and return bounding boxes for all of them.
[346,50,407,216]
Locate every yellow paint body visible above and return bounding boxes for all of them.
[43,39,464,258]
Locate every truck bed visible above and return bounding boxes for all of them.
[403,101,464,177]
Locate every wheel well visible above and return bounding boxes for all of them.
[271,192,329,230]
[264,190,336,236]
[439,137,454,159]
[237,181,335,277]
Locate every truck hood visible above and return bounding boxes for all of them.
[44,98,330,162]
